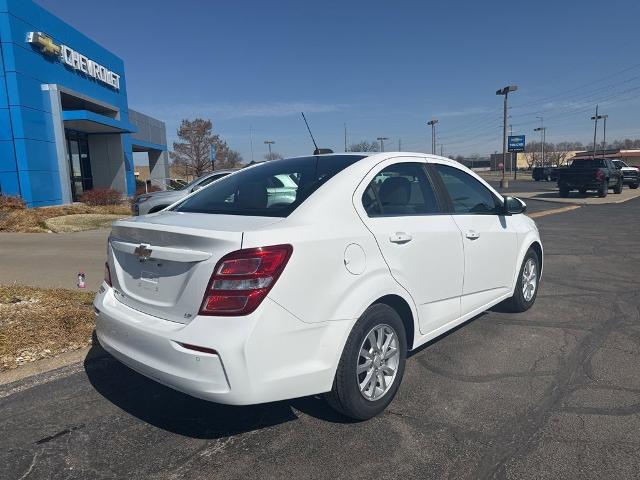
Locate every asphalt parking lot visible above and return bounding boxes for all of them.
[1,198,639,479]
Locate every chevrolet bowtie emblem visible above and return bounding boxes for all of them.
[134,244,153,262]
[26,31,61,56]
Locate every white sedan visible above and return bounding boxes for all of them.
[94,152,542,420]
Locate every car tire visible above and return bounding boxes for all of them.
[630,183,639,189]
[326,304,407,421]
[599,180,608,197]
[614,178,623,194]
[559,183,570,197]
[503,248,540,313]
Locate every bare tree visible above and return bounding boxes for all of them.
[217,149,244,169]
[347,140,379,152]
[264,151,284,161]
[170,118,236,177]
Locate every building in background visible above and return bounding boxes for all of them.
[0,0,169,207]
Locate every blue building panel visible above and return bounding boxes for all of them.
[0,107,11,139]
[0,169,19,196]
[13,138,57,172]
[0,139,16,171]
[5,71,50,111]
[9,105,54,142]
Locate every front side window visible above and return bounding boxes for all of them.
[197,172,230,188]
[434,164,501,215]
[174,155,366,217]
[362,162,439,217]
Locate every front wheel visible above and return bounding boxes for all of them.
[326,304,407,420]
[630,183,639,190]
[503,248,540,313]
[614,178,623,194]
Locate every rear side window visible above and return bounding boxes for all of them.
[434,164,500,215]
[571,159,605,168]
[174,155,366,217]
[198,172,230,188]
[362,162,439,217]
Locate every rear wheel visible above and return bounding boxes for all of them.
[503,248,540,313]
[326,304,407,420]
[559,183,570,197]
[614,178,623,194]
[599,180,608,197]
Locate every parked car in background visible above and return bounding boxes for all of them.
[611,159,640,189]
[95,152,543,420]
[133,170,235,215]
[557,158,623,197]
[532,166,559,182]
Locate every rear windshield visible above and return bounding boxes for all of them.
[173,155,366,217]
[570,159,605,168]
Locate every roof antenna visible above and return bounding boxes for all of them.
[301,112,332,155]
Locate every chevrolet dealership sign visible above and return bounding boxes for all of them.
[27,32,121,90]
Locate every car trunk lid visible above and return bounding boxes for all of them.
[108,212,282,324]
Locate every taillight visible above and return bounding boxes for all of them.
[200,244,293,316]
[595,170,605,181]
[104,262,112,287]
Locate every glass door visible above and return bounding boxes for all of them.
[66,131,93,201]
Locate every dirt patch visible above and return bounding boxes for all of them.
[0,204,131,233]
[0,285,95,371]
[45,214,126,233]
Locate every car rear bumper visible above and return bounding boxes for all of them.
[94,285,353,405]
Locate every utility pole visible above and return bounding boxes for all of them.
[496,85,518,188]
[264,140,275,159]
[427,119,438,155]
[601,114,608,157]
[398,138,402,151]
[534,116,546,167]
[377,137,388,152]
[344,123,347,151]
[440,144,443,156]
[250,125,254,163]
[591,105,603,160]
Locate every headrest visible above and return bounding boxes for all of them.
[379,177,411,206]
[236,182,268,209]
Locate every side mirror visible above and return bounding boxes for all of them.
[503,196,526,215]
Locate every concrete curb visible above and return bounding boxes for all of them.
[0,345,108,387]
[528,205,581,219]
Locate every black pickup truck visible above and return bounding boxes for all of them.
[557,158,623,198]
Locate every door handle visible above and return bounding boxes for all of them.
[389,232,413,244]
[465,230,480,240]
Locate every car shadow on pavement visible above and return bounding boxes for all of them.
[84,341,356,439]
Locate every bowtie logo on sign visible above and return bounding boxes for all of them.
[27,31,121,90]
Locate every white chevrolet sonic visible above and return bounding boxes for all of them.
[94,152,542,420]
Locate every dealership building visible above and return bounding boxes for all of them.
[0,0,169,207]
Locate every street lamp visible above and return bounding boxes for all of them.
[591,105,608,158]
[534,116,546,167]
[496,85,518,188]
[264,140,275,159]
[427,119,439,155]
[376,137,389,152]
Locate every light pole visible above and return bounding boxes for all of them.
[496,85,518,188]
[601,114,608,157]
[377,137,388,152]
[534,116,546,167]
[591,106,604,160]
[427,119,438,155]
[264,140,275,159]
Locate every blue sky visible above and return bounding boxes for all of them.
[37,0,640,161]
